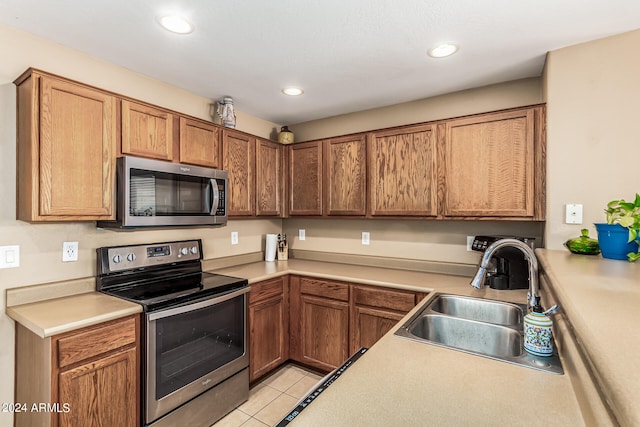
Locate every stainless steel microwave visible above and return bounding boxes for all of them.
[98,156,228,229]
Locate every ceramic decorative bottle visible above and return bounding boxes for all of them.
[523,297,554,357]
[216,97,236,128]
[278,126,294,144]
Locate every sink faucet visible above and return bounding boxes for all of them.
[469,238,539,309]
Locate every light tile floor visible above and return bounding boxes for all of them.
[212,364,324,427]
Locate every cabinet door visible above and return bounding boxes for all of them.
[368,124,437,216]
[37,75,116,219]
[58,347,137,427]
[249,277,288,382]
[179,117,220,168]
[223,129,255,216]
[352,306,405,353]
[256,138,283,216]
[299,295,349,371]
[324,135,367,216]
[441,108,536,218]
[289,141,322,215]
[121,100,174,161]
[351,285,422,353]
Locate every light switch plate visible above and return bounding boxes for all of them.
[565,204,583,224]
[0,245,20,269]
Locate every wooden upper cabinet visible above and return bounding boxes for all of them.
[368,124,437,216]
[256,138,283,216]
[324,135,367,216]
[289,141,323,215]
[441,108,538,218]
[121,100,174,161]
[223,129,255,216]
[179,117,220,168]
[15,70,116,221]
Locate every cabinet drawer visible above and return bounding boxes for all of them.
[57,316,137,369]
[250,277,285,305]
[300,277,349,302]
[353,286,417,312]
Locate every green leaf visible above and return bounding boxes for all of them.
[627,251,640,262]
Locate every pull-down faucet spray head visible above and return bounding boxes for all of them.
[469,238,539,309]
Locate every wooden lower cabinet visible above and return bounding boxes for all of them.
[351,285,427,353]
[252,275,427,375]
[288,276,425,372]
[249,276,289,382]
[289,276,350,372]
[15,315,140,427]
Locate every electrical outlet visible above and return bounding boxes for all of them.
[0,245,20,269]
[231,231,239,245]
[299,229,306,241]
[362,231,370,245]
[467,236,475,251]
[62,241,79,262]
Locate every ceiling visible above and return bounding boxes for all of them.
[1,1,640,125]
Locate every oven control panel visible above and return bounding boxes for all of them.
[97,240,203,273]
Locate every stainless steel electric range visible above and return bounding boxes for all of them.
[96,239,249,427]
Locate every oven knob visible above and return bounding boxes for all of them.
[190,246,198,254]
[126,253,136,262]
[180,247,189,256]
[112,254,122,264]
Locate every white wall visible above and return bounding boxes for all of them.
[543,29,640,249]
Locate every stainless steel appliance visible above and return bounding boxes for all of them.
[96,239,249,427]
[98,156,228,229]
[471,235,536,290]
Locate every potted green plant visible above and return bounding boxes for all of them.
[594,193,640,261]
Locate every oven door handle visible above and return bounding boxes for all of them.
[148,286,250,321]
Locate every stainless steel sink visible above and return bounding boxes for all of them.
[428,294,523,326]
[395,293,563,374]
[408,314,523,358]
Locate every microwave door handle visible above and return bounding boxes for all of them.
[208,179,220,215]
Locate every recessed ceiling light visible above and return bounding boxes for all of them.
[428,43,459,58]
[158,15,194,34]
[282,87,304,96]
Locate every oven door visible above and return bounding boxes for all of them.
[145,286,249,424]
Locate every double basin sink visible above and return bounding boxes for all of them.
[394,293,563,374]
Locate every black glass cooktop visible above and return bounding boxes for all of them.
[100,271,248,312]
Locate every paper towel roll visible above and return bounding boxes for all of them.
[265,234,278,262]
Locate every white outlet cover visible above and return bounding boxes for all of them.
[231,231,239,245]
[62,241,79,262]
[299,229,306,241]
[467,236,475,251]
[362,231,370,245]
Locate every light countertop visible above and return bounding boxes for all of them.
[216,259,582,426]
[536,249,640,427]
[6,292,141,338]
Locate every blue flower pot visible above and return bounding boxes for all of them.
[594,223,639,260]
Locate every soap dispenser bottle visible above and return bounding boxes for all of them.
[523,297,554,357]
